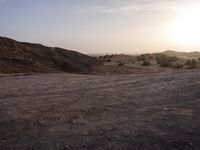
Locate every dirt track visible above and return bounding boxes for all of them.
[0,70,200,150]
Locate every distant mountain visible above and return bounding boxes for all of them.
[160,50,200,60]
[0,37,102,74]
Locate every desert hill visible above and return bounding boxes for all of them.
[99,50,200,69]
[160,50,200,60]
[0,37,102,74]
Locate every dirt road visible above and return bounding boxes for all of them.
[0,70,200,150]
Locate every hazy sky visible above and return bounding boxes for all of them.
[1,0,200,54]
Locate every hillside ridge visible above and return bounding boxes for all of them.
[0,36,102,74]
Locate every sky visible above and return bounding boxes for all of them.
[0,0,200,54]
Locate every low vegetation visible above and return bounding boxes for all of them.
[156,55,178,67]
[99,52,200,70]
[141,61,151,66]
[185,59,199,69]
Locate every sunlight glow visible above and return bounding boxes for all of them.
[167,6,200,47]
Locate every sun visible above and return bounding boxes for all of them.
[167,6,200,47]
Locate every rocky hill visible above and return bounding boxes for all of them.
[0,37,102,74]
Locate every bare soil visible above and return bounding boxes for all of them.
[0,69,200,150]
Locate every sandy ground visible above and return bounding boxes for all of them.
[0,69,200,150]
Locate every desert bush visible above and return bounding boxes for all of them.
[185,59,198,69]
[185,60,192,65]
[160,62,173,67]
[105,59,112,62]
[137,54,154,61]
[137,56,145,61]
[118,62,124,66]
[110,54,114,58]
[142,61,151,66]
[173,63,183,69]
[103,55,112,59]
[156,55,178,68]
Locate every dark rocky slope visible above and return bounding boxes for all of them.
[0,37,102,74]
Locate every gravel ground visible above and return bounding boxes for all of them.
[0,69,200,150]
